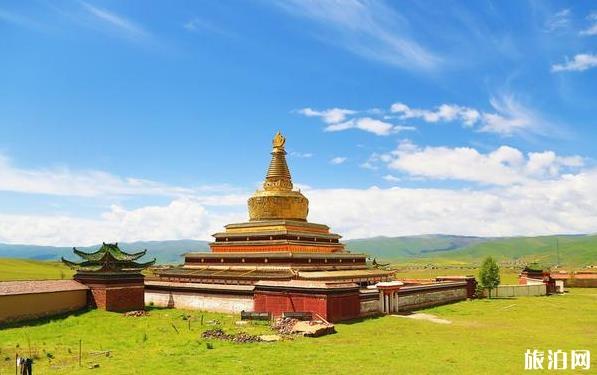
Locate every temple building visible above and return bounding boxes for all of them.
[151,132,393,286]
[62,243,155,312]
[144,132,475,322]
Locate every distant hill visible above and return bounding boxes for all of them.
[423,234,596,266]
[347,234,596,267]
[346,235,489,259]
[0,234,595,267]
[0,240,210,264]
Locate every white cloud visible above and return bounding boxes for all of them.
[297,108,356,124]
[382,174,400,182]
[81,2,148,41]
[305,173,597,238]
[0,154,236,199]
[0,197,244,246]
[379,142,583,186]
[391,95,545,136]
[391,102,480,126]
[183,17,234,37]
[289,151,314,158]
[330,156,347,165]
[0,150,595,245]
[545,9,571,32]
[325,117,415,136]
[4,174,597,245]
[551,53,597,72]
[274,0,440,70]
[580,12,597,36]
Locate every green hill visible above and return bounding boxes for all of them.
[0,234,595,270]
[346,235,488,259]
[0,239,209,264]
[345,234,596,267]
[0,258,74,281]
[424,234,597,266]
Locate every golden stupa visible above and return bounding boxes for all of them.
[248,131,309,221]
[154,131,394,286]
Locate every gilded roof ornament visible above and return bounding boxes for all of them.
[272,131,285,149]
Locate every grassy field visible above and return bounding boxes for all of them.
[0,258,73,281]
[0,289,595,374]
[393,266,520,284]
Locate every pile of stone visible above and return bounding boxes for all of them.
[271,317,299,335]
[271,317,336,337]
[123,310,149,317]
[201,329,262,343]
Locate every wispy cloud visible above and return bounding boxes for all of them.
[390,103,480,126]
[330,156,347,165]
[273,0,440,70]
[183,17,235,38]
[325,117,414,136]
[297,108,356,124]
[289,151,314,158]
[551,53,597,72]
[297,107,415,136]
[0,153,250,205]
[0,8,43,30]
[391,95,550,136]
[80,2,149,41]
[382,174,400,182]
[580,12,597,36]
[544,9,571,32]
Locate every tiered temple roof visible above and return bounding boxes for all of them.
[62,242,156,272]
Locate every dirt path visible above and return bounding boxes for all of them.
[392,313,452,324]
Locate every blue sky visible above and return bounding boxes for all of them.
[0,1,596,245]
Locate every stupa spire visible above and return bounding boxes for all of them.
[263,131,293,192]
[247,132,309,221]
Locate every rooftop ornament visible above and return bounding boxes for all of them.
[62,242,156,272]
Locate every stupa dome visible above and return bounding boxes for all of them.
[247,132,309,221]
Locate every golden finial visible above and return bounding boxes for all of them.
[272,131,285,149]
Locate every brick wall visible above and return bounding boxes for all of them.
[326,293,360,322]
[88,286,145,312]
[253,290,361,322]
[254,292,328,319]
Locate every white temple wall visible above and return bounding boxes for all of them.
[145,290,253,314]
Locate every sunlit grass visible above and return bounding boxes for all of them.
[1,289,595,374]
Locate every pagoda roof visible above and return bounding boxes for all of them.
[223,220,330,230]
[62,242,156,272]
[185,251,366,259]
[212,230,341,239]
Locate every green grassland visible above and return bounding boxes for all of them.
[393,266,520,284]
[423,235,597,266]
[0,258,73,281]
[346,234,597,267]
[0,289,595,374]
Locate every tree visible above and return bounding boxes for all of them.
[479,256,500,298]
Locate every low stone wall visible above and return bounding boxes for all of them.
[359,289,380,317]
[396,282,468,311]
[359,299,379,316]
[145,281,253,313]
[491,284,546,298]
[0,281,88,324]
